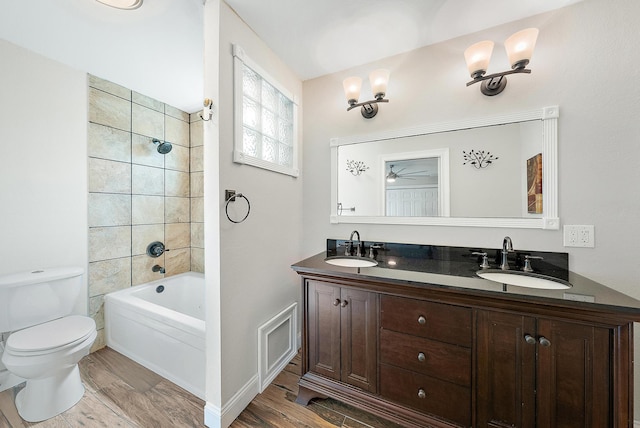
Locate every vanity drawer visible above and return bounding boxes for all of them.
[380,329,471,387]
[380,296,472,346]
[380,363,471,427]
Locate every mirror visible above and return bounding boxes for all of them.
[331,106,559,229]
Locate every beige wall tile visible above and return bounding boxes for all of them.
[132,254,165,285]
[191,248,204,273]
[90,329,106,353]
[89,158,131,194]
[89,87,131,131]
[166,104,189,122]
[132,91,164,112]
[190,171,203,197]
[166,197,190,223]
[132,104,164,139]
[190,119,203,147]
[132,133,164,168]
[166,223,190,250]
[191,222,204,248]
[89,257,132,296]
[89,226,131,262]
[166,170,190,197]
[165,144,189,172]
[165,248,190,276]
[89,75,131,100]
[165,115,189,147]
[132,195,164,224]
[89,295,105,330]
[190,197,203,223]
[190,146,203,172]
[190,112,203,123]
[88,193,131,227]
[132,164,164,195]
[88,123,131,162]
[132,224,164,256]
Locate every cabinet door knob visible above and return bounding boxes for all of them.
[539,336,551,347]
[417,315,427,325]
[417,352,426,362]
[524,334,536,345]
[333,298,341,306]
[417,388,426,399]
[340,300,348,308]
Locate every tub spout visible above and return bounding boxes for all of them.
[152,265,165,274]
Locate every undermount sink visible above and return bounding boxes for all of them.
[477,269,571,290]
[325,256,378,268]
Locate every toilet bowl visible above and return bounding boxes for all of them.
[0,267,94,422]
[1,315,97,422]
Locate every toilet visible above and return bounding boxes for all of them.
[0,267,97,422]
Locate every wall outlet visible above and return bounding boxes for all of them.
[563,225,595,248]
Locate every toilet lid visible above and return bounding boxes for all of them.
[6,315,96,353]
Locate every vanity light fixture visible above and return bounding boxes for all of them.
[343,69,390,119]
[464,28,539,96]
[95,0,143,9]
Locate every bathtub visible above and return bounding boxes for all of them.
[104,272,205,399]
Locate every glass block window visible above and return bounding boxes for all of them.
[233,45,299,177]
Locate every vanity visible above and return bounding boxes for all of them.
[292,241,640,428]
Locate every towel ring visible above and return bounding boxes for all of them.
[225,193,251,223]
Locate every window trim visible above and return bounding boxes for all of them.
[232,44,299,177]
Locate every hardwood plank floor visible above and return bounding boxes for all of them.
[0,348,400,428]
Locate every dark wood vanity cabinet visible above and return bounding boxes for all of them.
[305,279,378,392]
[477,310,615,428]
[296,273,635,428]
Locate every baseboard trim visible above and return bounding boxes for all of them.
[203,374,259,428]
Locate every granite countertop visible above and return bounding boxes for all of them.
[292,241,640,316]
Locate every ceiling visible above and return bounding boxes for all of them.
[225,0,582,81]
[0,0,581,113]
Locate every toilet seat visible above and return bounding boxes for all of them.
[5,315,96,356]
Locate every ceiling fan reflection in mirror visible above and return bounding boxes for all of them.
[385,165,433,183]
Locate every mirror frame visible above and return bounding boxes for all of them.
[330,106,559,229]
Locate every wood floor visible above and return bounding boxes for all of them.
[0,348,401,428]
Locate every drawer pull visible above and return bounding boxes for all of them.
[333,299,341,306]
[417,388,426,399]
[340,300,349,308]
[417,315,426,325]
[524,334,536,345]
[417,352,426,362]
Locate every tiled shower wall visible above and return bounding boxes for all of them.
[87,75,204,351]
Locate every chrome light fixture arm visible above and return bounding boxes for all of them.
[466,67,531,96]
[346,97,389,118]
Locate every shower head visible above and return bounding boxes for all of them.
[151,138,172,154]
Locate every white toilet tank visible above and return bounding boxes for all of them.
[0,267,84,332]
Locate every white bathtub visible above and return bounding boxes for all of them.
[104,272,205,399]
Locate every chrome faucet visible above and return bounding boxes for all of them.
[347,230,364,257]
[501,236,513,270]
[152,265,165,274]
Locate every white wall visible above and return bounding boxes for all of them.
[302,0,640,415]
[0,39,88,313]
[211,0,304,416]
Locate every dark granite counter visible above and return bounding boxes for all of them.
[292,240,640,317]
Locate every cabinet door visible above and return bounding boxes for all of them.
[340,287,378,393]
[476,310,536,428]
[536,319,611,428]
[307,281,341,381]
